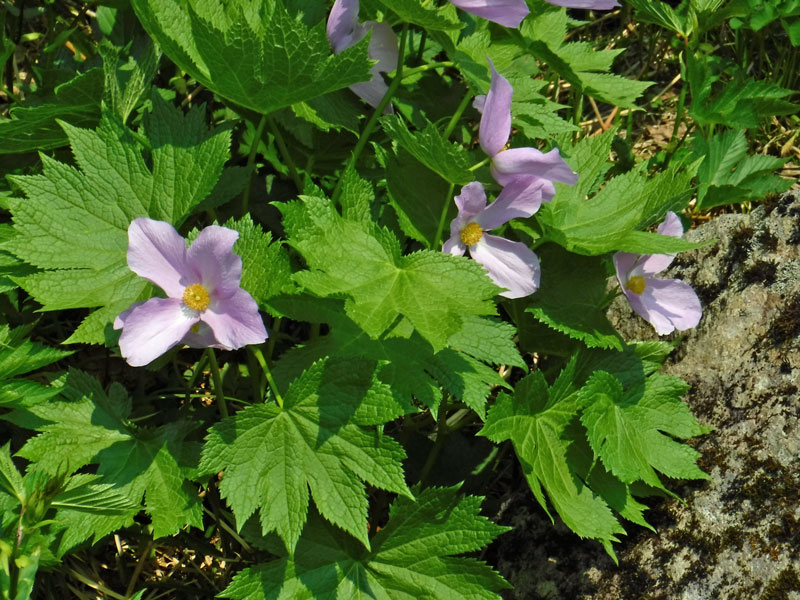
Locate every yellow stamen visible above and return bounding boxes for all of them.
[183,283,210,311]
[460,222,483,246]
[625,275,646,295]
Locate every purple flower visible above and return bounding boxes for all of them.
[613,212,702,335]
[448,0,530,27]
[114,218,267,366]
[327,0,399,111]
[546,0,620,9]
[443,181,541,299]
[478,60,578,213]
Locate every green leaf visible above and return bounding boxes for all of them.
[381,116,474,186]
[578,371,710,491]
[281,196,499,352]
[220,487,509,600]
[480,366,625,554]
[526,244,622,350]
[374,0,463,31]
[131,0,374,115]
[447,315,526,369]
[11,370,203,538]
[200,358,412,552]
[6,95,231,344]
[538,132,702,255]
[626,0,691,36]
[0,69,103,155]
[0,443,25,505]
[693,129,791,210]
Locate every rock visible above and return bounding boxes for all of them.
[491,192,800,599]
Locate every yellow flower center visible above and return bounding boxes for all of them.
[183,283,210,311]
[625,275,646,295]
[460,222,483,246]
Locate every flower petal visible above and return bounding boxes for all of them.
[624,277,702,335]
[127,218,192,298]
[181,320,221,349]
[116,298,198,366]
[477,176,549,230]
[613,251,639,288]
[200,289,268,350]
[349,22,399,111]
[491,146,578,187]
[658,211,684,238]
[443,234,466,256]
[449,0,530,27]
[470,233,540,298]
[186,225,242,298]
[546,0,620,9]
[479,59,513,157]
[454,182,488,221]
[327,0,360,52]
[473,94,486,113]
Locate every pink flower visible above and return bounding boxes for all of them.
[478,60,578,213]
[326,0,399,111]
[448,0,530,27]
[114,218,267,366]
[443,181,541,299]
[613,212,702,335]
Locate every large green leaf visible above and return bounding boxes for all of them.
[220,487,509,600]
[201,358,412,552]
[131,0,374,115]
[5,94,231,344]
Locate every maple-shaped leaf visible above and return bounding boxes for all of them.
[200,358,412,553]
[280,196,499,352]
[9,370,203,538]
[220,487,510,600]
[480,364,626,555]
[5,94,231,344]
[578,370,710,491]
[130,0,373,115]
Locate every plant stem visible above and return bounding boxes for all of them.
[241,113,268,216]
[432,182,455,250]
[266,114,303,191]
[418,395,449,488]
[443,88,473,139]
[251,346,284,408]
[332,23,409,207]
[206,348,229,419]
[401,61,454,80]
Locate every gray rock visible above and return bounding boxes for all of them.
[493,192,800,599]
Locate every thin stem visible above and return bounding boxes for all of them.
[401,61,454,80]
[251,346,284,408]
[443,88,473,139]
[206,348,229,419]
[241,113,268,216]
[332,23,409,207]
[418,395,449,488]
[432,182,455,250]
[469,157,490,171]
[266,316,281,363]
[415,30,427,63]
[266,114,303,191]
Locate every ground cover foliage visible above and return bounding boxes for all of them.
[0,0,796,598]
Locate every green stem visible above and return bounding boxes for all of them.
[432,182,455,250]
[415,30,427,63]
[401,61,454,81]
[206,349,229,419]
[418,395,449,488]
[332,23,409,207]
[443,88,473,140]
[469,157,490,172]
[266,316,282,363]
[267,114,303,191]
[251,346,284,408]
[241,114,268,216]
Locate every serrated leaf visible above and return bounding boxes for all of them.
[131,0,374,115]
[280,196,499,352]
[480,367,625,553]
[0,442,25,504]
[10,369,203,538]
[374,0,463,31]
[526,244,622,350]
[578,371,710,491]
[6,94,231,344]
[538,133,702,255]
[201,358,412,552]
[220,487,509,600]
[381,116,474,185]
[447,315,526,368]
